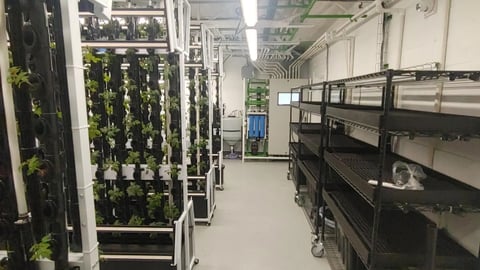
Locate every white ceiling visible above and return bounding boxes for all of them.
[112,0,371,62]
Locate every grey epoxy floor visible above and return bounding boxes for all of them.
[194,160,331,270]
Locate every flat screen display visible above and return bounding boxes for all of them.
[277,92,299,106]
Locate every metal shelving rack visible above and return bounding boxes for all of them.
[287,82,367,260]
[321,69,480,270]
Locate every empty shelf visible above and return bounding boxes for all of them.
[326,104,480,136]
[290,122,323,134]
[298,159,321,184]
[323,190,478,269]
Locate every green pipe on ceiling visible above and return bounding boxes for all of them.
[286,0,352,41]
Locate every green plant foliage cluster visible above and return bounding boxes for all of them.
[103,158,121,172]
[125,151,141,165]
[163,203,180,220]
[29,234,52,261]
[128,215,144,226]
[19,155,42,176]
[8,66,31,88]
[144,153,160,172]
[147,192,163,218]
[169,163,180,179]
[93,182,105,202]
[166,129,180,149]
[108,187,124,204]
[126,182,144,197]
[142,122,160,139]
[88,114,102,140]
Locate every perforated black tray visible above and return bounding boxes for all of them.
[323,190,478,269]
[325,151,480,207]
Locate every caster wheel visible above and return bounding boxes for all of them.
[206,222,211,226]
[311,242,325,258]
[194,258,200,264]
[218,187,224,191]
[295,195,305,206]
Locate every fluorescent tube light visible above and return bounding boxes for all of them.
[241,0,257,27]
[246,28,257,61]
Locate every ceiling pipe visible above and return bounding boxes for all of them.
[288,0,386,78]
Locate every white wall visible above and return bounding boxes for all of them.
[307,0,480,255]
[268,79,308,155]
[222,56,247,116]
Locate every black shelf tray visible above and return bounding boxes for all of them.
[323,190,478,269]
[289,142,316,160]
[290,101,323,114]
[290,122,322,134]
[326,104,480,136]
[298,159,320,184]
[298,132,368,156]
[101,243,174,256]
[324,151,480,207]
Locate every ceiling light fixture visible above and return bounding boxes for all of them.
[241,0,257,27]
[245,28,257,61]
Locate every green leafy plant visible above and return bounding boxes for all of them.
[103,73,111,83]
[140,57,154,73]
[126,182,144,197]
[169,163,180,179]
[32,103,42,117]
[198,137,208,148]
[198,75,208,84]
[86,79,99,93]
[93,182,105,202]
[163,61,172,81]
[88,114,102,140]
[128,215,144,226]
[84,50,101,64]
[163,203,180,220]
[147,192,163,218]
[100,125,120,139]
[8,67,31,88]
[99,91,117,116]
[95,210,105,224]
[126,48,137,58]
[108,187,124,204]
[90,150,100,165]
[187,165,197,175]
[198,161,207,172]
[103,158,121,172]
[29,234,52,261]
[188,144,198,155]
[197,96,208,107]
[166,129,180,149]
[142,123,160,139]
[141,89,160,105]
[20,155,42,176]
[145,153,160,173]
[125,151,141,165]
[168,96,179,111]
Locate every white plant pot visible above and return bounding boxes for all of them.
[36,259,54,270]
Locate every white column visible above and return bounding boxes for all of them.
[59,0,99,269]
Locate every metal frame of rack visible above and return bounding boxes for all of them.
[321,69,480,270]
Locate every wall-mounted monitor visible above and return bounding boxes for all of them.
[277,92,299,106]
